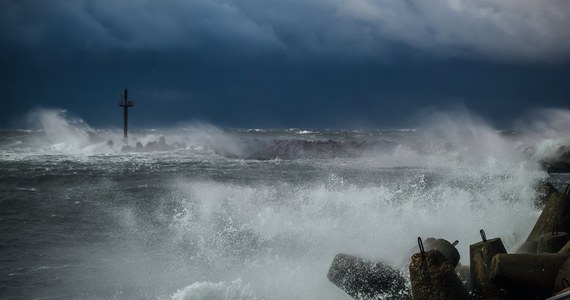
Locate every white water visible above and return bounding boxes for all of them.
[5,108,570,299]
[159,169,543,299]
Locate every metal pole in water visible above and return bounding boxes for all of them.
[119,88,134,139]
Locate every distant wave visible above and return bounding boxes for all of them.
[7,107,570,172]
[120,137,396,160]
[223,139,396,160]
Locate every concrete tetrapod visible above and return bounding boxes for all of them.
[538,232,570,254]
[470,230,507,299]
[409,238,468,300]
[518,192,570,254]
[558,240,570,254]
[536,182,558,208]
[327,253,410,300]
[490,253,569,299]
[549,288,570,300]
[422,238,461,268]
[553,257,570,294]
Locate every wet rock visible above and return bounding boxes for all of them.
[121,136,176,152]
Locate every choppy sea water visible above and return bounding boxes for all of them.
[2,109,570,299]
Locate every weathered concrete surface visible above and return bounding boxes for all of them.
[409,250,468,300]
[491,253,569,299]
[538,232,569,254]
[470,237,507,299]
[518,192,570,254]
[423,238,461,268]
[554,257,570,294]
[327,253,410,300]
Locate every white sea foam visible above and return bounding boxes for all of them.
[161,154,545,298]
[171,279,257,300]
[15,109,244,158]
[25,108,105,154]
[153,110,559,299]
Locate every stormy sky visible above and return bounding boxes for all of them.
[1,0,569,129]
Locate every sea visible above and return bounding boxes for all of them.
[1,108,570,299]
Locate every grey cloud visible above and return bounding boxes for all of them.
[330,0,570,61]
[80,0,284,51]
[1,0,569,61]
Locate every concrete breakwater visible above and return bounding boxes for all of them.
[328,183,570,300]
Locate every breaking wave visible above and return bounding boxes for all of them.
[5,108,570,171]
[108,161,545,299]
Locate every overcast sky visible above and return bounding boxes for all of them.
[1,0,569,128]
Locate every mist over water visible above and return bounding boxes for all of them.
[2,108,570,299]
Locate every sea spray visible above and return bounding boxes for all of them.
[16,108,570,168]
[158,166,543,298]
[2,107,568,299]
[26,108,101,153]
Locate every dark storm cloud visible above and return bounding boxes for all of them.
[2,0,570,61]
[0,0,282,58]
[1,0,569,129]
